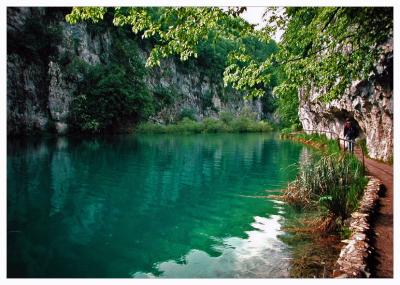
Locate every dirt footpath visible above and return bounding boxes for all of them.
[355,150,393,278]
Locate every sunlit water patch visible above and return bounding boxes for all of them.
[134,213,290,278]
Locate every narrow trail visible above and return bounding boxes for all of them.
[355,148,393,278]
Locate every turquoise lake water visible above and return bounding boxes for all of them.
[7,133,307,278]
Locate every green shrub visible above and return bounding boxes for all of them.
[254,120,273,132]
[136,122,166,133]
[176,118,202,133]
[219,111,234,124]
[280,124,302,137]
[231,116,252,132]
[67,30,153,134]
[224,107,271,132]
[280,127,292,136]
[64,57,89,81]
[137,103,273,133]
[69,64,153,133]
[82,119,101,132]
[136,114,273,134]
[179,108,197,121]
[202,118,226,132]
[290,123,302,131]
[137,118,202,133]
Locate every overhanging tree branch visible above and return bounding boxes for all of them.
[275,33,358,68]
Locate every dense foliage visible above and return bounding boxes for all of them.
[68,63,153,133]
[64,8,283,132]
[137,109,273,134]
[66,30,154,133]
[67,7,392,129]
[66,7,257,66]
[268,7,393,102]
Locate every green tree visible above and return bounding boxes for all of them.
[66,7,393,124]
[66,7,257,66]
[69,63,153,133]
[266,7,393,102]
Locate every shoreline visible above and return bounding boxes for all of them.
[279,133,383,278]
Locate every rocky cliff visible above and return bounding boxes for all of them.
[298,40,393,162]
[7,7,265,136]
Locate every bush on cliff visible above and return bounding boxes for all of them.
[67,32,155,134]
[69,63,153,133]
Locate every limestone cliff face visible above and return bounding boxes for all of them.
[7,8,50,135]
[7,7,264,136]
[141,54,263,124]
[299,40,393,162]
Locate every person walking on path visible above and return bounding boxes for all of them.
[343,117,358,152]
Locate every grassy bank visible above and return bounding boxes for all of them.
[282,133,368,225]
[279,132,368,277]
[281,132,340,153]
[136,116,273,134]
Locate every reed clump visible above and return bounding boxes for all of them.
[279,133,368,277]
[283,153,367,230]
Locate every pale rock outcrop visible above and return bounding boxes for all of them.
[48,61,74,134]
[299,40,393,162]
[7,7,265,135]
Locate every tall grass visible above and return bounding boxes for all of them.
[284,152,367,225]
[295,133,341,154]
[136,116,273,134]
[281,132,368,275]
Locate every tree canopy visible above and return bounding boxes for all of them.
[66,7,393,126]
[66,7,272,97]
[267,7,393,102]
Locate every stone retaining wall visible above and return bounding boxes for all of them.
[333,176,382,278]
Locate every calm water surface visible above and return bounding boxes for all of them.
[8,133,307,278]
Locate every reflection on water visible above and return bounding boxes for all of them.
[134,213,290,278]
[8,133,305,278]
